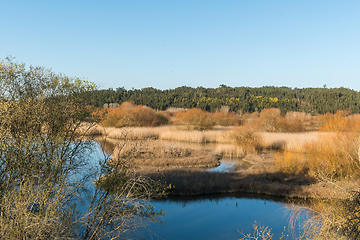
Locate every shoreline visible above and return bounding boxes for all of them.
[90,128,357,201]
[145,168,354,200]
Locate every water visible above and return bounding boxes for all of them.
[207,158,252,172]
[90,141,314,239]
[146,194,312,240]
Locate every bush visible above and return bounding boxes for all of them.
[257,108,307,132]
[101,102,169,127]
[175,108,215,130]
[212,111,241,126]
[0,58,163,239]
[275,132,360,180]
[257,108,281,132]
[229,125,263,153]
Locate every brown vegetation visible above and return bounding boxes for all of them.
[174,108,215,130]
[99,102,169,127]
[110,140,220,169]
[275,110,360,180]
[94,106,360,239]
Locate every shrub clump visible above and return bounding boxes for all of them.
[275,111,360,180]
[174,108,215,130]
[212,111,241,126]
[100,102,169,127]
[257,108,307,132]
[229,125,263,153]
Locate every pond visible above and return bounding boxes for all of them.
[144,194,312,240]
[90,140,314,239]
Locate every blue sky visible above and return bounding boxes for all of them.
[1,1,360,91]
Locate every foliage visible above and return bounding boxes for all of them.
[317,110,360,132]
[100,102,169,127]
[175,108,215,130]
[212,111,241,126]
[257,108,307,132]
[258,108,282,132]
[0,57,162,239]
[229,125,262,153]
[276,132,360,180]
[297,193,360,240]
[274,151,307,175]
[82,85,360,115]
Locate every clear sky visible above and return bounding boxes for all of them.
[1,1,360,91]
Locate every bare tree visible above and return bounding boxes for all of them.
[0,57,164,239]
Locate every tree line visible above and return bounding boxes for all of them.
[82,85,360,114]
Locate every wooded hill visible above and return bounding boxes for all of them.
[83,85,360,114]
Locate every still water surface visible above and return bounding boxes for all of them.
[146,194,311,240]
[91,141,312,240]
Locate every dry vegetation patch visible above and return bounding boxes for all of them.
[111,140,220,169]
[259,132,320,152]
[158,127,231,143]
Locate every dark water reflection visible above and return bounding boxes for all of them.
[147,193,313,240]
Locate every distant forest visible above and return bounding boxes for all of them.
[82,85,360,114]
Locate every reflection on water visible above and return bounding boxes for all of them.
[90,140,313,240]
[147,193,313,240]
[207,158,251,172]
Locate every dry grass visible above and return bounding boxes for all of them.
[158,127,231,143]
[229,125,262,153]
[259,132,320,152]
[106,126,164,140]
[274,111,360,180]
[213,144,245,158]
[110,140,220,169]
[275,131,360,180]
[92,125,324,156]
[96,136,359,200]
[144,152,355,199]
[97,136,245,159]
[95,125,232,143]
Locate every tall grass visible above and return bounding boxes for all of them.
[260,132,319,152]
[229,125,263,153]
[97,126,232,143]
[159,127,231,143]
[275,111,360,180]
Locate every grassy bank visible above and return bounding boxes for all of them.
[99,139,220,169]
[142,153,355,199]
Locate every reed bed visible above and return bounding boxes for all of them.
[97,125,233,143]
[91,125,325,157]
[213,144,245,158]
[106,126,165,140]
[158,127,231,143]
[110,140,220,168]
[258,132,320,152]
